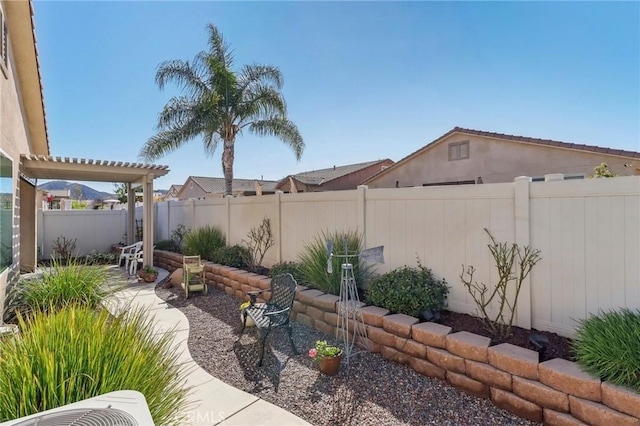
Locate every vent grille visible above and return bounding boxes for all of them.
[12,408,138,426]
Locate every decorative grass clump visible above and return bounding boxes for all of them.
[0,305,190,424]
[269,261,304,283]
[3,259,120,323]
[572,308,640,392]
[298,230,374,295]
[366,261,448,318]
[182,225,226,260]
[212,244,251,268]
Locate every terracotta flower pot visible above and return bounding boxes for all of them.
[318,351,343,376]
[139,273,157,283]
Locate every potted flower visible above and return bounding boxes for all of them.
[240,300,266,327]
[308,340,343,376]
[240,300,255,327]
[138,265,159,283]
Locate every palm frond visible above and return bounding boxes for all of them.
[206,23,234,69]
[155,60,208,99]
[156,97,196,130]
[249,118,305,160]
[238,64,283,90]
[238,85,287,119]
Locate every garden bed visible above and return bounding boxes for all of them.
[155,282,536,426]
[438,311,573,362]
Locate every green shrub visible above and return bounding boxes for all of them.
[155,239,180,252]
[572,309,640,392]
[182,225,226,260]
[3,259,121,323]
[83,250,118,265]
[212,245,251,268]
[0,305,190,424]
[366,261,448,318]
[269,261,304,282]
[298,230,374,295]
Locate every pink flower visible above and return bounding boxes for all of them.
[308,348,317,358]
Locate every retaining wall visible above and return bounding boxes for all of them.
[153,250,640,426]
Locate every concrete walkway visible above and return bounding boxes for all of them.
[107,268,311,426]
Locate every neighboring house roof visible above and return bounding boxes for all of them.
[365,127,640,183]
[5,0,50,156]
[278,160,393,188]
[189,176,279,194]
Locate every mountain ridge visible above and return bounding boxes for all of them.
[38,181,115,200]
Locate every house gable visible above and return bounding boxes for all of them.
[278,159,394,192]
[366,128,639,188]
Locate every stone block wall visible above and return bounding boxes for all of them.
[152,250,640,426]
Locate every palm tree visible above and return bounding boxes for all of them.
[140,23,304,196]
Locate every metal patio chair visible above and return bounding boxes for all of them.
[239,273,299,366]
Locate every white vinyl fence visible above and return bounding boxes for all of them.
[38,176,640,338]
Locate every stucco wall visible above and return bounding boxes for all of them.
[0,2,37,316]
[367,134,636,188]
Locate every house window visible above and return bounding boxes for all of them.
[0,8,7,76]
[448,141,469,161]
[0,153,13,271]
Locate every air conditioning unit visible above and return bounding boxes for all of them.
[0,390,154,426]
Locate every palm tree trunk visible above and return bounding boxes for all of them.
[223,138,235,196]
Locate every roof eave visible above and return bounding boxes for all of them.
[5,0,50,156]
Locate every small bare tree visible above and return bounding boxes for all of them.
[460,228,541,341]
[242,217,275,273]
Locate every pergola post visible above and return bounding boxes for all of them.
[127,182,135,245]
[142,175,154,268]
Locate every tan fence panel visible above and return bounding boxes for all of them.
[37,176,640,338]
[279,190,359,264]
[529,176,640,336]
[39,210,126,259]
[365,184,516,317]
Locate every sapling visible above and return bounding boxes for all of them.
[242,217,275,273]
[460,228,541,341]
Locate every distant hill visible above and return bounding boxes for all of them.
[38,181,115,201]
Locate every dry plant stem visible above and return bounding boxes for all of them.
[460,228,541,340]
[242,217,275,270]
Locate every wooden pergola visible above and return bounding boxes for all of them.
[20,154,169,269]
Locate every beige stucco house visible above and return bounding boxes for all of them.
[163,184,182,201]
[0,0,50,312]
[277,159,394,193]
[0,1,169,317]
[365,127,639,188]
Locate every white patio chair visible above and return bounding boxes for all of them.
[117,241,143,272]
[128,245,157,277]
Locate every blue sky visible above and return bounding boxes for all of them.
[33,1,639,193]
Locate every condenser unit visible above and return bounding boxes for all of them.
[0,390,154,426]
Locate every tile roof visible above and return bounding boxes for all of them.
[288,160,392,186]
[190,176,279,194]
[448,127,640,158]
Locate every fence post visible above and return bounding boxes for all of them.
[166,200,171,241]
[275,191,283,263]
[514,176,532,329]
[357,185,368,248]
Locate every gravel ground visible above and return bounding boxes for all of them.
[155,283,536,426]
